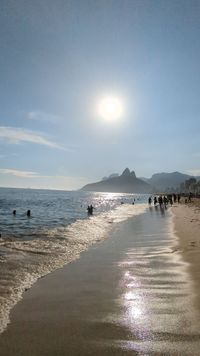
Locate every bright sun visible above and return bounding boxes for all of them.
[98,96,123,121]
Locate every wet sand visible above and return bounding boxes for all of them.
[1,206,200,355]
[172,201,200,310]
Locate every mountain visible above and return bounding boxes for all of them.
[141,172,192,192]
[101,173,119,181]
[81,168,152,193]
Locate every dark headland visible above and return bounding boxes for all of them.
[81,168,199,194]
[81,168,152,193]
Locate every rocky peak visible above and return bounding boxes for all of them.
[121,168,131,176]
[130,170,136,178]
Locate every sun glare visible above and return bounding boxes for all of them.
[98,96,123,121]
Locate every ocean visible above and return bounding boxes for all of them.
[0,187,148,333]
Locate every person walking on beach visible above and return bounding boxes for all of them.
[154,197,157,205]
[163,196,168,206]
[158,195,163,206]
[148,197,152,205]
[169,197,173,206]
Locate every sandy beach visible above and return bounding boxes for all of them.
[0,203,200,355]
[172,200,200,310]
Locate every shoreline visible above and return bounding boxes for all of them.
[0,203,147,336]
[172,202,200,310]
[1,205,200,354]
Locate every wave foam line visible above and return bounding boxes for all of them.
[0,203,147,334]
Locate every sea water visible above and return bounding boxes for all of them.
[0,188,148,333]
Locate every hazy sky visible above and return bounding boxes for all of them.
[0,0,200,189]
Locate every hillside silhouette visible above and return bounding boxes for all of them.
[81,168,152,193]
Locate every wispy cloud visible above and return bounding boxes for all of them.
[27,110,64,123]
[0,153,19,159]
[0,168,87,183]
[0,169,39,178]
[0,168,88,189]
[0,126,66,150]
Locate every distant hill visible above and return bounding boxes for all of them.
[101,173,119,181]
[141,172,192,192]
[81,168,152,193]
[82,170,200,194]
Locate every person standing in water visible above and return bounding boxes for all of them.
[87,205,94,215]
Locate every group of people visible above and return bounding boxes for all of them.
[12,209,31,217]
[148,194,181,206]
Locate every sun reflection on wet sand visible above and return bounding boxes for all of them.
[116,210,200,354]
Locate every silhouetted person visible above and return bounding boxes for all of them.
[173,194,177,203]
[158,195,163,206]
[27,209,31,217]
[148,197,152,205]
[87,205,94,215]
[12,210,16,215]
[163,196,168,206]
[154,197,157,205]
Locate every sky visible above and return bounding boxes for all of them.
[0,0,200,190]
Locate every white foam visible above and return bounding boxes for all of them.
[0,203,147,334]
